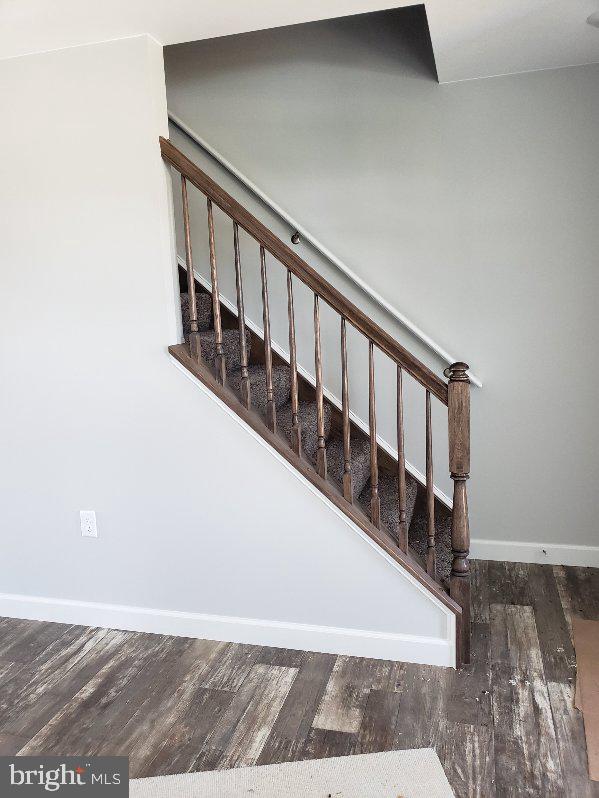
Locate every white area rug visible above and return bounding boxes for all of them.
[131,749,455,797]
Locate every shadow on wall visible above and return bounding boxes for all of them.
[169,5,438,85]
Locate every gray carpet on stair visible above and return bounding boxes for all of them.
[325,436,372,498]
[181,292,212,336]
[381,472,419,540]
[228,364,291,415]
[277,401,331,461]
[199,328,252,372]
[408,502,453,586]
[358,471,418,543]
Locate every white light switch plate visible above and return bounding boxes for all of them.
[80,510,98,538]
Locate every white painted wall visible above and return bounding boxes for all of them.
[2,0,599,82]
[0,34,453,665]
[164,9,599,560]
[0,0,404,62]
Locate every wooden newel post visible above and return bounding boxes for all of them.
[446,361,471,666]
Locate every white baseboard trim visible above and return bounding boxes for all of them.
[471,538,599,567]
[0,592,453,667]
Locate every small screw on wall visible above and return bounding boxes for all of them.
[291,231,300,245]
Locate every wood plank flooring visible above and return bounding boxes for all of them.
[0,561,597,796]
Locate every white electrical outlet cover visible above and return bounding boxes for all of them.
[80,510,98,538]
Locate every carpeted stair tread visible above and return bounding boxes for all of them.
[358,471,418,543]
[408,502,453,586]
[180,292,212,336]
[199,328,252,372]
[325,436,372,499]
[277,400,332,462]
[229,364,291,415]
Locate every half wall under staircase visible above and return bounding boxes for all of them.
[160,136,473,667]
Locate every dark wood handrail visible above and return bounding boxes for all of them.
[160,137,448,405]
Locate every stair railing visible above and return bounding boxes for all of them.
[161,137,472,665]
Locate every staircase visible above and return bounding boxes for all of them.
[161,137,473,666]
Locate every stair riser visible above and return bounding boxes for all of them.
[229,366,291,415]
[181,293,212,335]
[199,329,252,372]
[277,402,332,462]
[359,473,418,545]
[326,437,372,499]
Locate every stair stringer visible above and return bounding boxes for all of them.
[170,348,457,668]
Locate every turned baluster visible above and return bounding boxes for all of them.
[397,366,407,552]
[260,246,276,432]
[287,271,301,455]
[181,176,202,363]
[368,342,381,528]
[341,317,352,502]
[207,199,226,384]
[446,361,471,666]
[313,295,327,479]
[233,222,250,409]
[425,390,436,579]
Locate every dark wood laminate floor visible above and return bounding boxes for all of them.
[0,561,597,797]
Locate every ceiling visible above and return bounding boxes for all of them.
[426,0,599,82]
[2,0,599,82]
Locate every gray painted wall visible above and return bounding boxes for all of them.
[165,7,599,557]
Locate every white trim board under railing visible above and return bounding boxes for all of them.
[168,112,483,389]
